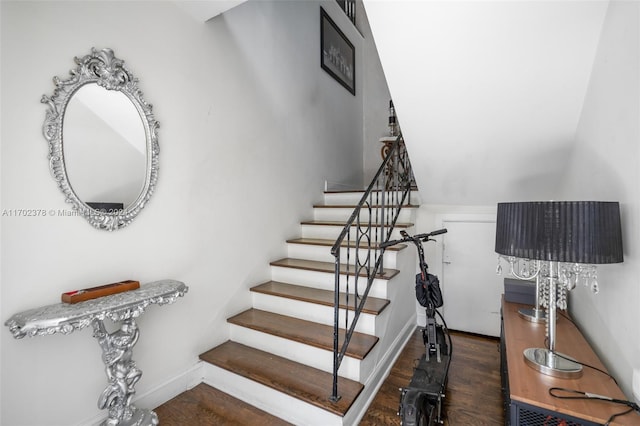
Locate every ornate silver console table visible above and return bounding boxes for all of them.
[5,279,188,426]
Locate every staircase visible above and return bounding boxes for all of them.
[198,189,420,425]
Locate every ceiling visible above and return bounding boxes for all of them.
[364,0,610,205]
[173,0,247,22]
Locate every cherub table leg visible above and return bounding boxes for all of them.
[92,318,158,426]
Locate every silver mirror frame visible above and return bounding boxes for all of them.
[41,48,159,231]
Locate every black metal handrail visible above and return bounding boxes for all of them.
[329,134,414,401]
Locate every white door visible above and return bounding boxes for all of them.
[440,219,503,337]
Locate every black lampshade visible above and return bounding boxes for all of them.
[495,201,623,264]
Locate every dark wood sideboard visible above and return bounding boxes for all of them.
[501,298,638,425]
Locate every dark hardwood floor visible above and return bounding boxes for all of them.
[155,328,503,425]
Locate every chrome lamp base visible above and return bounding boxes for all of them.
[518,307,546,323]
[523,348,583,379]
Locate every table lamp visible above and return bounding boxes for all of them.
[495,201,623,378]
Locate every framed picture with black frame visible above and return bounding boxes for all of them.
[320,7,355,95]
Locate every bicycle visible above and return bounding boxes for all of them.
[380,229,452,426]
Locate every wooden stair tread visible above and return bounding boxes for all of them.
[286,237,406,251]
[270,257,399,280]
[200,341,364,417]
[301,220,414,228]
[155,383,293,425]
[251,281,389,315]
[228,308,378,360]
[313,204,418,209]
[324,188,418,194]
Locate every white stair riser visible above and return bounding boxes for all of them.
[301,224,411,240]
[323,191,421,206]
[287,243,399,269]
[229,324,363,382]
[313,207,415,223]
[201,362,344,426]
[270,267,389,299]
[251,292,378,335]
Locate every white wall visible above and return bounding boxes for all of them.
[359,4,394,183]
[561,0,640,399]
[0,1,371,424]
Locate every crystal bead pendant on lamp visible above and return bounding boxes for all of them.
[495,201,623,378]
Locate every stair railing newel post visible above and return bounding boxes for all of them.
[330,134,412,402]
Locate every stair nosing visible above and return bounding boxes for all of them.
[286,237,407,251]
[301,220,414,228]
[251,280,390,315]
[323,188,418,194]
[270,257,399,280]
[313,204,419,209]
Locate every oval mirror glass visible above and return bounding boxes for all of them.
[63,83,147,209]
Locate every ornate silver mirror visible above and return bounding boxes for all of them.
[42,48,159,230]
